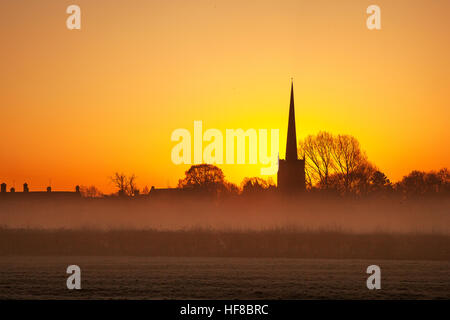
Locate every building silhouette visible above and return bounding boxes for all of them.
[277,82,306,192]
[0,183,81,200]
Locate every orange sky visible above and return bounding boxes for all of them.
[1,0,449,193]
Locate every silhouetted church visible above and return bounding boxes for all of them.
[277,82,306,192]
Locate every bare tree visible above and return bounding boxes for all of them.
[127,174,138,196]
[299,131,335,189]
[331,134,367,194]
[111,172,127,196]
[111,172,138,196]
[299,132,379,195]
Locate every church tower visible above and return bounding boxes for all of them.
[277,82,306,192]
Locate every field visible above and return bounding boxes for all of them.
[0,256,449,299]
[0,196,448,299]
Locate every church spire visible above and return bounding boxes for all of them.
[285,81,298,161]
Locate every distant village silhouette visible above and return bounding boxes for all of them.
[1,83,448,201]
[0,84,449,262]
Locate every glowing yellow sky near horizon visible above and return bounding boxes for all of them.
[0,0,449,193]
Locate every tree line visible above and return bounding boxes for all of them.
[79,131,449,199]
[298,131,449,198]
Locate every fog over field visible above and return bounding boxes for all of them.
[0,196,448,234]
[0,197,449,299]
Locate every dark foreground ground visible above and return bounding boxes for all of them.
[0,256,449,299]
